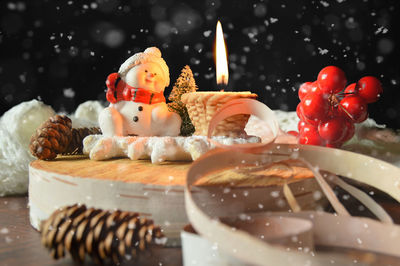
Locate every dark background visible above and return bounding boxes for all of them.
[1,0,399,128]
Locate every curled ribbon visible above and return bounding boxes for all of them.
[184,99,400,265]
[207,98,280,153]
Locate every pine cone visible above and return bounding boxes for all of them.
[40,205,165,265]
[64,127,102,155]
[30,115,73,160]
[30,115,102,160]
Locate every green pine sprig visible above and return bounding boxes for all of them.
[168,65,198,136]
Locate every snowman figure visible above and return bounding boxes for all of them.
[99,47,182,137]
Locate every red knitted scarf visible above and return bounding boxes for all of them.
[106,72,165,104]
[122,85,165,104]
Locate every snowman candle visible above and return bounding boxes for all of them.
[99,47,182,137]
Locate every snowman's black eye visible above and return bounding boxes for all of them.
[153,73,157,76]
[145,70,148,73]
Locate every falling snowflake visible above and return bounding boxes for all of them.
[320,1,329,7]
[19,73,26,83]
[7,2,26,11]
[203,30,212,37]
[318,47,329,55]
[90,2,98,9]
[63,88,75,98]
[270,17,278,23]
[253,3,267,17]
[375,26,389,35]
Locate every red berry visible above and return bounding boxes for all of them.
[300,123,317,134]
[356,76,383,103]
[298,120,307,131]
[287,130,299,137]
[327,106,340,119]
[298,82,312,100]
[297,103,320,126]
[298,81,319,101]
[318,117,347,143]
[342,119,355,142]
[301,93,329,123]
[340,96,368,123]
[317,66,347,94]
[296,103,304,120]
[299,125,323,146]
[304,116,321,126]
[344,83,357,95]
[304,117,320,127]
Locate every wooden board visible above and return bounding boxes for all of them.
[28,155,319,245]
[30,155,314,186]
[30,155,190,186]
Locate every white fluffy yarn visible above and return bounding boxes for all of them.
[0,126,33,196]
[71,100,104,128]
[0,100,56,150]
[0,100,55,196]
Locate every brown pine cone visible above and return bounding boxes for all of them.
[30,115,102,160]
[30,115,73,160]
[64,127,102,155]
[40,205,165,265]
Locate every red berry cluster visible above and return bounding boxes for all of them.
[295,66,383,148]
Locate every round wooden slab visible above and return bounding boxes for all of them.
[30,155,190,185]
[30,156,314,186]
[29,156,320,245]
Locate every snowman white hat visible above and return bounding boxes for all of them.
[118,47,170,87]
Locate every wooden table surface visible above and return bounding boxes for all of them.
[1,194,400,266]
[0,196,182,266]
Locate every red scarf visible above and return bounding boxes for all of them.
[106,72,165,104]
[122,84,165,105]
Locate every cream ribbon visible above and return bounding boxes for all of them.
[184,99,400,265]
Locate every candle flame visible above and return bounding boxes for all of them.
[215,21,229,85]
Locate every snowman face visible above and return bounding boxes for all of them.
[124,62,165,93]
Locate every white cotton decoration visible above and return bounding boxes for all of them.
[71,100,104,128]
[0,99,55,150]
[0,126,32,196]
[0,100,55,196]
